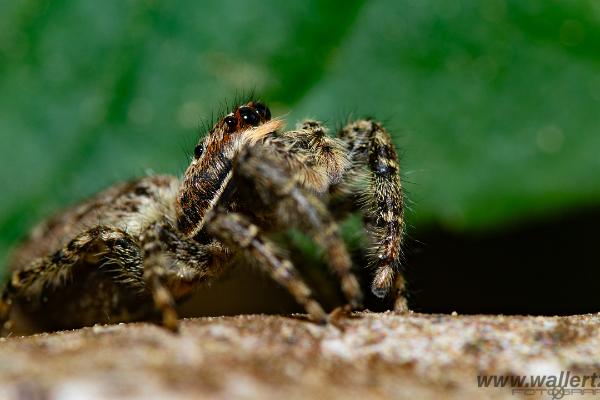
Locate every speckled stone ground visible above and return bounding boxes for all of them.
[1,312,600,399]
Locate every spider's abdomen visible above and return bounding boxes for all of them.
[9,175,179,272]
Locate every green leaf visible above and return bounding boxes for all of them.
[1,0,599,268]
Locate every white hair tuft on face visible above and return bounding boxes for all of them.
[242,118,285,145]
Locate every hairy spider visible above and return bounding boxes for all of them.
[0,100,406,333]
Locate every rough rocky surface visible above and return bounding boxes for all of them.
[0,312,600,399]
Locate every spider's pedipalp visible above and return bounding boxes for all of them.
[263,119,350,194]
[295,120,351,187]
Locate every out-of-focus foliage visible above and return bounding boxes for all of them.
[1,0,598,266]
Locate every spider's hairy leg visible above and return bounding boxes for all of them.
[237,148,363,309]
[140,221,232,332]
[205,209,327,322]
[141,236,178,332]
[336,119,407,310]
[393,272,408,312]
[143,268,178,331]
[0,226,144,331]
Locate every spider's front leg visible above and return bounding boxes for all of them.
[233,146,363,310]
[139,221,231,331]
[336,119,408,312]
[204,210,327,322]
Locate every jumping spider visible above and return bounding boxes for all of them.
[0,100,407,333]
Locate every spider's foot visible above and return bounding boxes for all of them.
[393,296,409,313]
[305,299,327,324]
[328,304,353,330]
[161,307,180,333]
[371,265,395,298]
[392,273,410,313]
[0,320,13,337]
[147,274,180,333]
[0,296,13,337]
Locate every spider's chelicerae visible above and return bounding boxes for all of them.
[0,100,406,333]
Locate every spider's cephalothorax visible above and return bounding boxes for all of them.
[0,100,407,333]
[177,101,278,238]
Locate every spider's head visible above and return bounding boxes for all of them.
[214,101,271,137]
[177,101,283,238]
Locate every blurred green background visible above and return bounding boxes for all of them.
[0,0,598,295]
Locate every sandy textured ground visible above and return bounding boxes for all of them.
[0,312,599,399]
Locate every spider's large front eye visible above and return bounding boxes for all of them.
[194,143,204,159]
[238,106,260,127]
[254,102,271,121]
[224,115,237,133]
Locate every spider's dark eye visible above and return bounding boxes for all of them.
[224,115,237,132]
[194,143,204,158]
[254,102,271,121]
[238,106,260,127]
